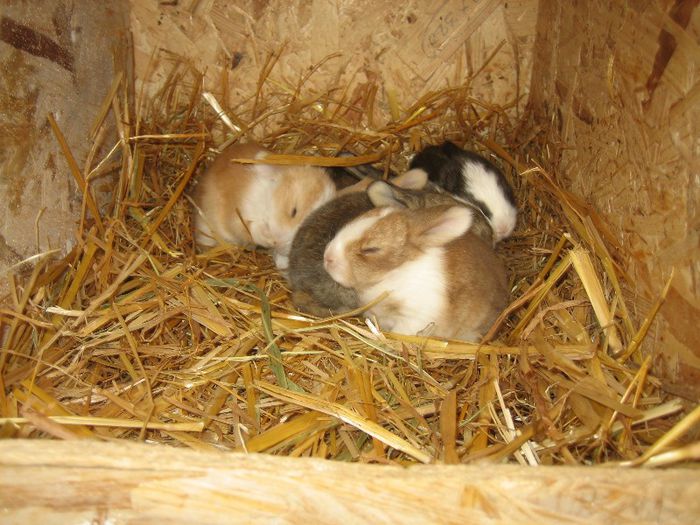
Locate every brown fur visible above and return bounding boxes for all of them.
[338,208,417,287]
[442,233,510,339]
[273,164,338,236]
[337,177,373,196]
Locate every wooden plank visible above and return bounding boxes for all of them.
[1,440,698,524]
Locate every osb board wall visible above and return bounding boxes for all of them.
[0,0,127,285]
[129,0,539,131]
[527,0,700,399]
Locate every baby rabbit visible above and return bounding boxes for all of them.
[407,141,517,242]
[288,169,475,317]
[323,205,509,341]
[193,142,336,269]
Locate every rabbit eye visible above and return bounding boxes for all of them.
[290,206,298,218]
[360,246,381,255]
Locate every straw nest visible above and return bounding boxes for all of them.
[1,50,698,468]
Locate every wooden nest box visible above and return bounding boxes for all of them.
[1,1,699,523]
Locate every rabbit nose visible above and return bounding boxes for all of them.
[324,244,350,286]
[323,246,336,267]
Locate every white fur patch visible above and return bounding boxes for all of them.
[252,161,276,180]
[462,160,517,241]
[360,247,447,335]
[273,251,289,271]
[239,169,278,247]
[313,180,337,213]
[337,207,395,246]
[392,168,428,189]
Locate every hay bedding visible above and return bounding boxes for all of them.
[0,51,698,468]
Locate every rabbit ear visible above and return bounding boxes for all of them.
[367,181,407,208]
[417,206,473,247]
[391,168,428,189]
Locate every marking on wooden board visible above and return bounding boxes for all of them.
[0,16,74,73]
[395,0,502,81]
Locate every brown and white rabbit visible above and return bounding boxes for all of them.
[193,142,336,269]
[287,169,436,317]
[323,205,509,341]
[407,141,517,243]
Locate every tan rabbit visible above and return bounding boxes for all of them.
[323,205,509,341]
[193,142,336,269]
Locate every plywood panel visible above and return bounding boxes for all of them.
[129,0,539,130]
[527,0,700,399]
[0,0,128,285]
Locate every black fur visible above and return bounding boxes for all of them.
[329,152,395,190]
